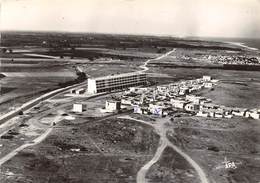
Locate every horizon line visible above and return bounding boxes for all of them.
[1,29,260,40]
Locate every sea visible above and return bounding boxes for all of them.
[203,37,260,51]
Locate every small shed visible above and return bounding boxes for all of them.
[73,103,86,113]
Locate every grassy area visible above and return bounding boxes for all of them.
[167,117,260,183]
[0,117,159,182]
[147,147,200,183]
[196,81,260,108]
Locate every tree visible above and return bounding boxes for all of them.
[2,48,7,53]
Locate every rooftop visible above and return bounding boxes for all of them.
[89,71,146,81]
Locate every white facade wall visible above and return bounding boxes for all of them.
[105,101,121,112]
[73,104,85,113]
[204,83,213,88]
[87,72,147,94]
[171,99,187,109]
[203,76,211,81]
[87,79,97,94]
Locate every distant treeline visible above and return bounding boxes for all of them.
[46,49,151,60]
[1,31,242,51]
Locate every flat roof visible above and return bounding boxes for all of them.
[89,71,146,81]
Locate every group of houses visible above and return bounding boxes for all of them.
[119,75,260,120]
[69,73,260,120]
[205,55,259,65]
[120,76,214,116]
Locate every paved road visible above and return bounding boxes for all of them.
[118,115,209,183]
[0,90,122,167]
[0,81,88,139]
[0,81,87,125]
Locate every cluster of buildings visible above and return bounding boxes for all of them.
[206,55,260,65]
[118,75,260,120]
[69,71,259,120]
[173,54,259,65]
[71,71,147,113]
[119,76,215,116]
[197,104,260,120]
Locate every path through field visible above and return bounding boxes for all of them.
[139,49,176,72]
[118,115,209,183]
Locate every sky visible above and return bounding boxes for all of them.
[1,0,260,38]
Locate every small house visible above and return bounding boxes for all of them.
[245,110,260,119]
[204,82,213,88]
[232,108,248,117]
[203,76,212,81]
[73,103,86,113]
[179,87,189,95]
[133,105,143,114]
[105,100,121,113]
[196,111,209,117]
[184,103,200,112]
[171,99,188,109]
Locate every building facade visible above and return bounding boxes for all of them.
[73,103,86,113]
[105,100,121,112]
[87,72,147,94]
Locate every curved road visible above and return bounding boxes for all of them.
[139,49,176,72]
[118,115,209,183]
[137,138,168,182]
[0,112,63,166]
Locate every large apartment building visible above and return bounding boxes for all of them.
[87,72,147,94]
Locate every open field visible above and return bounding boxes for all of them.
[167,116,260,183]
[196,80,260,108]
[147,147,200,183]
[0,60,77,115]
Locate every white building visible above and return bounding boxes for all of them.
[133,105,143,114]
[121,98,132,105]
[184,103,200,112]
[179,87,189,95]
[149,104,165,116]
[245,110,260,119]
[186,95,205,105]
[232,108,247,117]
[204,82,213,88]
[87,72,147,94]
[196,111,209,117]
[203,75,212,81]
[105,100,121,113]
[73,103,86,113]
[171,99,188,109]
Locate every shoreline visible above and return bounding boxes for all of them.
[225,41,259,51]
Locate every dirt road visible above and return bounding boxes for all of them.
[118,115,209,183]
[139,49,176,72]
[0,112,63,166]
[137,138,168,183]
[0,91,123,167]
